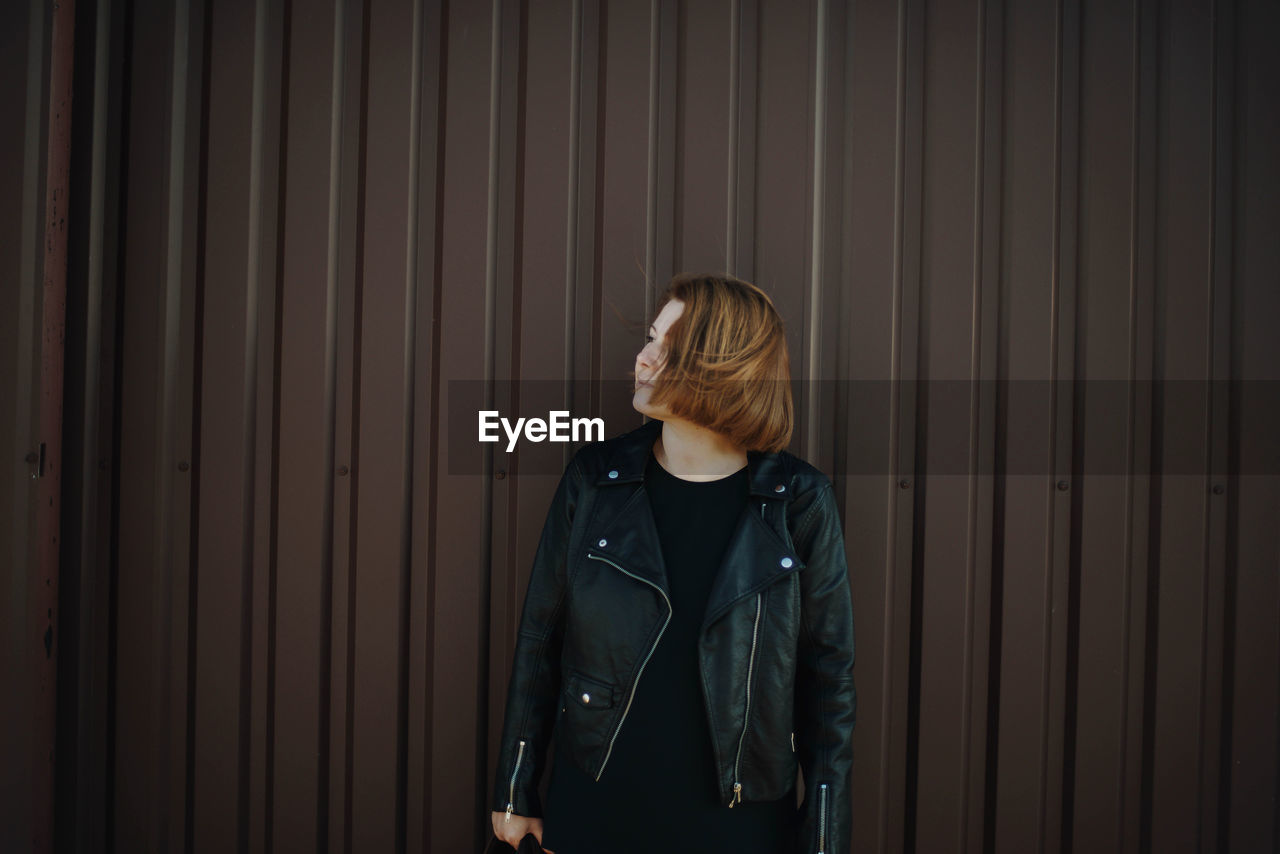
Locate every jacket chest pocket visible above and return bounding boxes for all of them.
[564,669,616,710]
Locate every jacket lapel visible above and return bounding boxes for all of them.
[588,418,669,593]
[586,484,670,594]
[700,503,805,633]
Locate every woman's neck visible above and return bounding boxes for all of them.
[654,420,748,481]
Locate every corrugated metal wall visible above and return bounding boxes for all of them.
[36,0,1279,852]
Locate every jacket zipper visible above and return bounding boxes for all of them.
[586,552,672,782]
[728,592,763,807]
[817,782,829,853]
[504,739,526,821]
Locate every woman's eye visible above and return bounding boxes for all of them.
[645,334,655,344]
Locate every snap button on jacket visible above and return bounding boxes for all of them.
[492,418,856,854]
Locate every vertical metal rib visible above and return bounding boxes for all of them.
[726,0,740,271]
[399,0,426,847]
[1049,0,1083,845]
[1205,0,1237,849]
[77,0,113,841]
[959,0,989,845]
[806,0,829,455]
[564,0,582,401]
[645,0,660,292]
[883,0,910,841]
[238,0,269,846]
[317,0,347,843]
[484,0,502,408]
[156,0,192,846]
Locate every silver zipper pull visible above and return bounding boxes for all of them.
[727,781,742,807]
[505,739,527,821]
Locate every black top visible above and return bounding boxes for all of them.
[541,448,798,854]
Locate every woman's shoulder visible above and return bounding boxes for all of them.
[561,418,660,479]
[766,451,836,540]
[770,449,833,496]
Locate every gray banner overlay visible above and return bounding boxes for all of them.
[445,380,1279,476]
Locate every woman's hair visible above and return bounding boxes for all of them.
[641,272,794,453]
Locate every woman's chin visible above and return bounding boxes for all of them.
[631,390,661,418]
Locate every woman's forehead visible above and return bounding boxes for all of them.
[654,299,685,332]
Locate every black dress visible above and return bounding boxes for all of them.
[540,449,798,854]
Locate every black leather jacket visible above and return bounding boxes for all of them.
[491,418,856,853]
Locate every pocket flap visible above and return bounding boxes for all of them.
[564,669,615,709]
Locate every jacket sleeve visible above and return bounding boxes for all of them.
[490,451,586,819]
[791,481,857,854]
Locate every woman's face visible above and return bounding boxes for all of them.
[632,298,684,418]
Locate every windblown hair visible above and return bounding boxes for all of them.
[639,272,794,453]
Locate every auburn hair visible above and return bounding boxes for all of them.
[638,272,794,453]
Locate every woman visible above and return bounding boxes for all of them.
[489,273,856,854]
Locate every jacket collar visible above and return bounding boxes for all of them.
[586,418,804,631]
[593,417,794,501]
